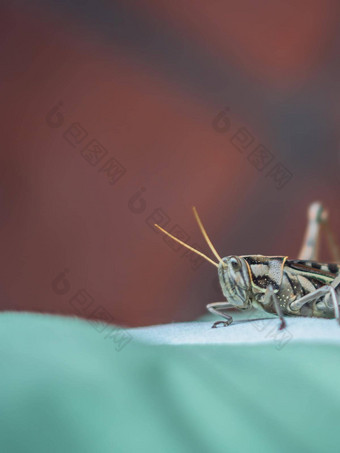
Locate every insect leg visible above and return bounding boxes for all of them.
[331,275,340,319]
[206,302,234,328]
[290,285,340,325]
[321,214,340,262]
[298,202,326,261]
[331,274,340,290]
[207,303,271,328]
[263,285,286,330]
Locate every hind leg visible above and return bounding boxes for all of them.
[298,202,327,261]
[298,202,340,262]
[290,283,340,325]
[321,214,340,263]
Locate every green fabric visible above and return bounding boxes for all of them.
[1,312,339,453]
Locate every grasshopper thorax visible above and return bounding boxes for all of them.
[218,256,253,307]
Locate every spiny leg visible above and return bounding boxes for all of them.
[298,202,327,261]
[263,285,286,330]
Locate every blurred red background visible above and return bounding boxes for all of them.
[0,1,339,326]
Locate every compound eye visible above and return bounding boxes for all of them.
[230,257,241,271]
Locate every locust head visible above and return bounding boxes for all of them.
[154,207,252,309]
[218,256,252,307]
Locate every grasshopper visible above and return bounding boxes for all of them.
[155,202,340,330]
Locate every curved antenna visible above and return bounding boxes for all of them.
[154,224,219,268]
[192,207,223,262]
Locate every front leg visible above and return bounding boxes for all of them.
[206,302,271,329]
[206,302,234,328]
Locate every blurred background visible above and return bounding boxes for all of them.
[0,0,339,326]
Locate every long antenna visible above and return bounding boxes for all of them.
[154,224,219,268]
[192,207,223,262]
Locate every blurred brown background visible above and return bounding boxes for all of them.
[0,0,339,326]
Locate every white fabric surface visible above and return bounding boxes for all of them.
[129,316,340,347]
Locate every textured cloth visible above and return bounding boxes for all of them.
[1,311,340,453]
[130,316,340,347]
